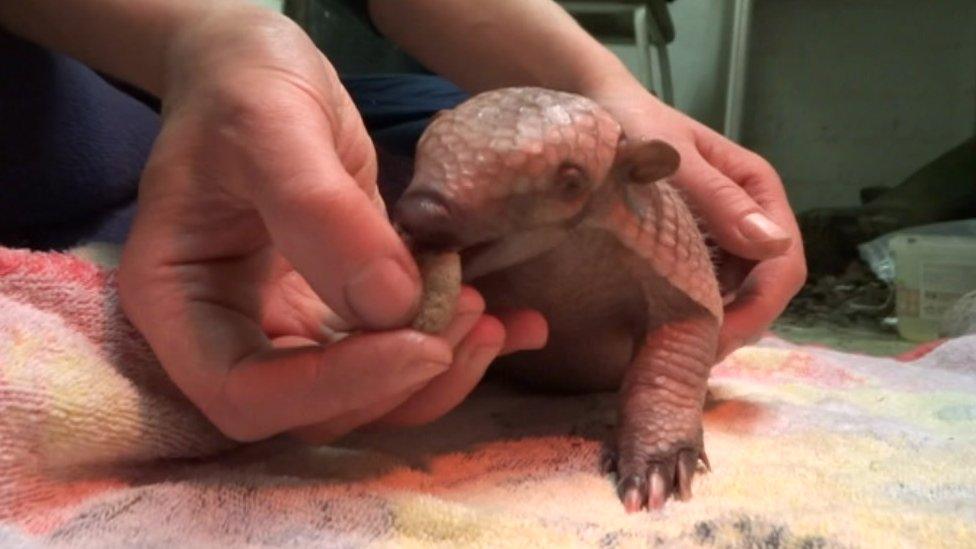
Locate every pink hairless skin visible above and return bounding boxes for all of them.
[395,87,723,512]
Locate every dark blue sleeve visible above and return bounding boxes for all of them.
[0,31,160,249]
[0,27,466,249]
[341,73,468,205]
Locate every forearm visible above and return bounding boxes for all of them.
[367,0,641,97]
[0,0,274,96]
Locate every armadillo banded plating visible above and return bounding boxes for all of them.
[586,179,723,320]
[414,88,620,201]
[397,87,723,512]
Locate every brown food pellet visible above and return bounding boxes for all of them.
[411,251,462,333]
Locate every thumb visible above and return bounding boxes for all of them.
[253,140,421,330]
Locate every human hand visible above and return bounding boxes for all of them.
[117,10,546,443]
[587,84,807,359]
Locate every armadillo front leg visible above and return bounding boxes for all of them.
[613,312,718,512]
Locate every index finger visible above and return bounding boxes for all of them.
[693,120,802,246]
[717,243,807,359]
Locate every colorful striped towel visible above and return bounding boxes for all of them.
[1,245,974,547]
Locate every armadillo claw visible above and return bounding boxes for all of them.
[611,447,706,512]
[676,452,695,501]
[617,474,647,513]
[648,464,667,510]
[699,448,712,472]
[600,447,618,475]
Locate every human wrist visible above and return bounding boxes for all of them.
[559,55,667,119]
[161,6,318,106]
[578,75,680,144]
[569,56,639,97]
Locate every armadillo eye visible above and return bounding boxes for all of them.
[556,163,587,199]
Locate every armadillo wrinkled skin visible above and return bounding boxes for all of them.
[413,88,620,203]
[413,87,722,322]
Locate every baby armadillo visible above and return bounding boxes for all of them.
[394,87,723,512]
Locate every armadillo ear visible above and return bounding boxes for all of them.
[612,138,681,185]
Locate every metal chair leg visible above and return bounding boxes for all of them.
[632,4,654,92]
[723,0,754,140]
[653,43,674,105]
[559,1,674,103]
[642,2,674,106]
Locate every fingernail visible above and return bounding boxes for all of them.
[395,332,452,384]
[739,212,789,243]
[345,257,419,328]
[400,359,450,386]
[410,331,454,364]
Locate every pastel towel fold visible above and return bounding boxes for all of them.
[1,245,975,547]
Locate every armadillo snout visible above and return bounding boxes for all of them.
[394,191,459,251]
